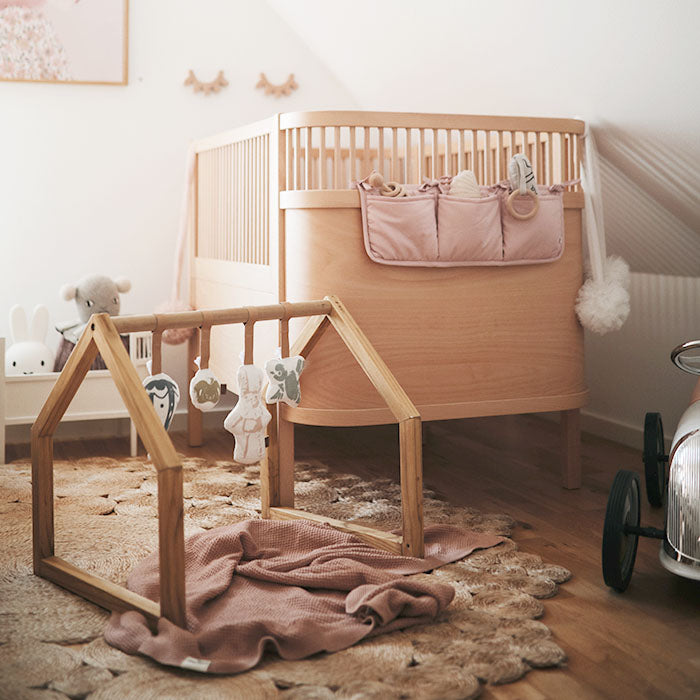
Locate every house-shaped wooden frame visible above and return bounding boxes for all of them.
[31,296,423,629]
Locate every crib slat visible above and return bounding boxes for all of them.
[485,131,491,184]
[243,140,248,262]
[445,130,452,176]
[378,127,384,176]
[226,145,231,261]
[260,137,264,264]
[254,137,259,262]
[242,140,247,262]
[405,129,412,182]
[236,142,241,262]
[319,127,326,190]
[560,132,566,184]
[295,128,301,190]
[575,133,582,190]
[305,128,313,190]
[392,128,399,180]
[254,137,259,263]
[285,130,292,191]
[362,127,369,178]
[568,133,575,187]
[248,138,253,262]
[418,129,425,182]
[471,130,479,183]
[431,129,438,179]
[334,127,341,189]
[240,140,245,261]
[458,130,464,172]
[208,150,213,260]
[350,127,357,183]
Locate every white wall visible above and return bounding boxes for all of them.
[0,0,356,413]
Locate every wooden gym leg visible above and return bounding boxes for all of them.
[400,417,424,557]
[260,404,279,518]
[32,434,55,571]
[561,408,582,489]
[157,467,186,628]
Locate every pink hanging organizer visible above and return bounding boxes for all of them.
[357,177,569,267]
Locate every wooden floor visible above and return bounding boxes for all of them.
[7,414,700,699]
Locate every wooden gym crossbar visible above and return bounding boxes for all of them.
[31,295,424,630]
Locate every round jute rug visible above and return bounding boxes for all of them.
[0,455,570,699]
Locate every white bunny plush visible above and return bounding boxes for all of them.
[5,305,54,375]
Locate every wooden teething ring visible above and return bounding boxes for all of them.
[506,189,539,220]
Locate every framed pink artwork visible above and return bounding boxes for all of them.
[0,0,128,85]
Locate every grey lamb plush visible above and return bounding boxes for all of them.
[57,274,131,342]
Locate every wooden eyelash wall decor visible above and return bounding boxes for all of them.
[256,72,298,97]
[184,70,228,95]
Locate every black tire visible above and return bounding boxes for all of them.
[643,412,666,507]
[602,470,641,592]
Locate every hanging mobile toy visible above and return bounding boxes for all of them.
[142,331,180,430]
[265,355,305,407]
[224,364,271,465]
[223,320,271,465]
[189,324,221,411]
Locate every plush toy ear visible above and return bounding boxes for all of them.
[9,305,28,344]
[61,284,77,301]
[29,304,49,342]
[114,277,131,294]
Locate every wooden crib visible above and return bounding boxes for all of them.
[187,111,588,489]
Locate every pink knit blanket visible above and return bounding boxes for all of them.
[105,520,502,674]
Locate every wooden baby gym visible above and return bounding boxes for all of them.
[31,295,425,628]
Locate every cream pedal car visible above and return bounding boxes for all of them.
[602,340,700,591]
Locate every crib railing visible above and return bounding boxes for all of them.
[191,112,585,268]
[194,117,276,267]
[279,111,584,191]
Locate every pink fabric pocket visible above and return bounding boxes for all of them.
[501,188,564,263]
[364,192,438,263]
[436,193,502,262]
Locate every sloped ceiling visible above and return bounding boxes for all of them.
[268,0,699,277]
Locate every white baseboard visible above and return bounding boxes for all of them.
[579,410,643,450]
[5,404,660,454]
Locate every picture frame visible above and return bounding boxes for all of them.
[0,0,128,86]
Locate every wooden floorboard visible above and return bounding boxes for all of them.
[7,413,700,699]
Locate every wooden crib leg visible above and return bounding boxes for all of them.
[561,408,582,489]
[187,332,202,447]
[129,419,138,457]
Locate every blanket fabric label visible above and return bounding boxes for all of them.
[180,656,211,673]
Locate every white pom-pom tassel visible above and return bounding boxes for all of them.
[575,256,631,334]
